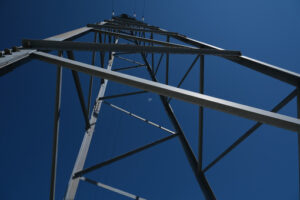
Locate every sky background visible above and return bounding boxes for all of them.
[1,0,300,199]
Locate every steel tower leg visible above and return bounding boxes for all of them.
[64,39,118,200]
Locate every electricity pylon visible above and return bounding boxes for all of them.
[1,14,300,200]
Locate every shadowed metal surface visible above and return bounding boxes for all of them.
[32,51,300,132]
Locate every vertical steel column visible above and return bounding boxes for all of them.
[99,32,105,85]
[166,36,170,84]
[49,51,63,200]
[150,33,154,71]
[64,39,119,200]
[108,34,112,60]
[198,55,204,171]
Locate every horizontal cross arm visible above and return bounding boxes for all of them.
[32,51,300,132]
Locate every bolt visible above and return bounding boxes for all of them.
[4,48,12,55]
[12,46,19,52]
[22,40,31,48]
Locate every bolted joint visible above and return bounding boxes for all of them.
[4,48,12,55]
[22,40,31,48]
[12,46,19,52]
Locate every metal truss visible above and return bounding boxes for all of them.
[1,13,300,200]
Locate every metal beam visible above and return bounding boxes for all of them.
[177,56,200,88]
[80,177,146,200]
[92,29,190,48]
[0,26,94,76]
[203,89,298,172]
[198,55,204,171]
[108,34,112,60]
[64,39,119,200]
[46,26,92,41]
[0,49,35,76]
[139,21,300,86]
[23,39,242,56]
[32,51,300,133]
[87,32,97,115]
[151,33,154,71]
[173,35,300,86]
[115,55,145,66]
[116,18,300,86]
[113,52,137,56]
[113,64,145,71]
[49,51,63,200]
[166,36,170,84]
[168,55,200,104]
[88,24,180,36]
[98,90,147,101]
[140,53,216,200]
[154,54,164,75]
[103,101,176,135]
[73,133,178,178]
[66,51,90,129]
[99,32,105,68]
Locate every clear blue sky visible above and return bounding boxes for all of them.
[1,0,300,199]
